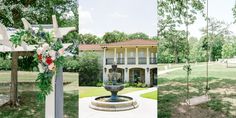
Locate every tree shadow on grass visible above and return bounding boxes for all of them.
[158,77,236,118]
[0,91,78,118]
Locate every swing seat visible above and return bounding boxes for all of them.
[186,95,210,106]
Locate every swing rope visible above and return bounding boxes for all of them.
[205,0,210,95]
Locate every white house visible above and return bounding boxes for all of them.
[79,39,158,87]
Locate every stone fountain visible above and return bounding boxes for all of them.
[90,63,138,111]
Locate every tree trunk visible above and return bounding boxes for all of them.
[9,52,19,106]
[174,50,178,63]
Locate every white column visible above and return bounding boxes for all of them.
[45,76,55,118]
[125,48,127,65]
[146,48,150,65]
[136,47,138,65]
[145,68,151,86]
[124,68,129,82]
[114,48,117,63]
[103,66,108,82]
[103,48,106,66]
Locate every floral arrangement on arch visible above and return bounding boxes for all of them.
[35,42,65,100]
[9,28,74,101]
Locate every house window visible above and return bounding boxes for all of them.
[133,69,141,83]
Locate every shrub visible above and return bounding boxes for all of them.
[78,52,101,86]
[63,57,79,72]
[96,82,103,87]
[0,58,11,70]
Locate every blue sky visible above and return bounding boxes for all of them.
[187,0,236,38]
[79,0,157,37]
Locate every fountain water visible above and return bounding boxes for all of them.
[90,63,138,111]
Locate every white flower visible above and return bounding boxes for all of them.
[48,63,55,70]
[58,48,64,56]
[36,47,43,55]
[42,43,49,51]
[49,50,56,60]
[38,64,44,73]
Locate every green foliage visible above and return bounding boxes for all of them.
[233,3,236,23]
[222,43,236,58]
[158,30,188,63]
[0,0,77,28]
[63,57,80,72]
[78,52,101,86]
[35,72,54,101]
[79,33,103,44]
[18,56,38,71]
[128,32,149,40]
[158,0,205,33]
[0,58,11,70]
[103,30,128,43]
[96,82,103,87]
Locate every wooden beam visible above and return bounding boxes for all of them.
[9,52,18,106]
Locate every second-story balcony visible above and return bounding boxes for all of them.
[150,57,157,64]
[117,58,124,64]
[138,57,146,64]
[106,58,114,65]
[106,57,157,65]
[127,58,135,65]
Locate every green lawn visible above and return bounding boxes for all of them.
[79,87,146,98]
[140,90,157,100]
[0,91,78,118]
[158,63,236,118]
[0,71,78,83]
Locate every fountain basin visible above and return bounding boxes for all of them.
[104,84,124,101]
[90,95,138,111]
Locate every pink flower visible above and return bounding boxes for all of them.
[48,63,55,70]
[36,47,43,55]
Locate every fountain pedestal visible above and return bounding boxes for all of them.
[90,63,138,111]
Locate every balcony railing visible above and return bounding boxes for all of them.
[127,58,135,64]
[117,58,124,64]
[150,57,157,64]
[138,57,146,64]
[106,57,157,65]
[106,58,114,65]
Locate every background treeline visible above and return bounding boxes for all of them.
[158,18,236,63]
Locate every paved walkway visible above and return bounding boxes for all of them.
[79,87,157,118]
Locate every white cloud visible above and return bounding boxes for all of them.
[111,12,128,18]
[79,6,93,26]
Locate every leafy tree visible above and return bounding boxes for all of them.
[233,3,236,23]
[103,30,128,43]
[157,0,205,63]
[158,0,205,34]
[222,43,235,59]
[200,18,231,61]
[128,32,149,40]
[78,52,101,86]
[161,30,188,63]
[79,33,103,44]
[222,36,236,58]
[0,0,77,28]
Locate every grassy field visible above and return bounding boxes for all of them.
[0,71,78,83]
[140,90,158,100]
[158,62,236,118]
[0,91,78,118]
[79,87,146,98]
